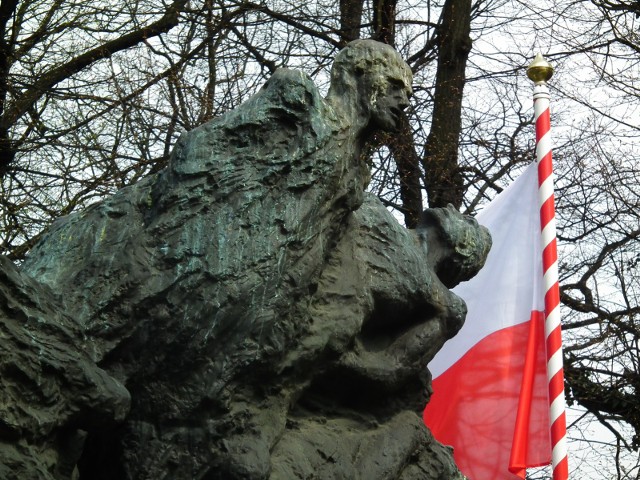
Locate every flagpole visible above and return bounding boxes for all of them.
[527,54,569,480]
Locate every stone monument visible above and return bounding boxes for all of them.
[0,40,490,479]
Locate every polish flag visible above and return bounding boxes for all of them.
[423,162,552,479]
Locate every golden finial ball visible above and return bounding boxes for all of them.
[527,53,554,83]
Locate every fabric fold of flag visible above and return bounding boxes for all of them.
[423,162,552,480]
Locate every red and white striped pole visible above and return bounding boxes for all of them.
[527,53,569,480]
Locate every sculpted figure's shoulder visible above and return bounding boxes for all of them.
[167,68,331,179]
[220,67,325,127]
[260,68,323,113]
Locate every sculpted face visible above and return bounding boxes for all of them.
[366,73,412,131]
[328,39,413,132]
[358,50,413,132]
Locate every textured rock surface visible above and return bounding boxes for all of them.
[0,256,129,479]
[2,40,490,479]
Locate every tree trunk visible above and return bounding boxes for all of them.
[422,0,472,209]
[339,0,364,43]
[372,0,397,46]
[387,116,423,228]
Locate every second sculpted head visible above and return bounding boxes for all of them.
[328,40,413,132]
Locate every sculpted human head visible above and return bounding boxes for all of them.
[328,39,413,132]
[418,205,492,289]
